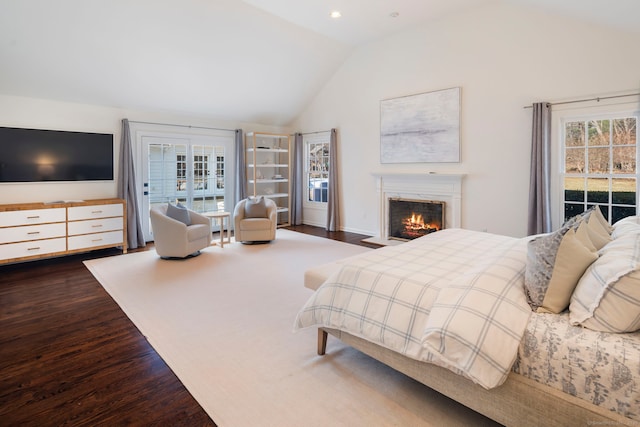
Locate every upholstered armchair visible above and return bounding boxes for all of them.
[150,204,211,258]
[233,197,277,243]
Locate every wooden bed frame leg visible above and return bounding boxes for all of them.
[317,328,328,355]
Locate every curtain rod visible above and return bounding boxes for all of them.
[523,92,640,109]
[128,120,236,132]
[300,129,331,135]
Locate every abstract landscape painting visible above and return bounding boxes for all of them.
[380,87,460,163]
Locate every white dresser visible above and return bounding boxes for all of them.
[0,198,127,265]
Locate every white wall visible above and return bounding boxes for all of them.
[293,2,640,238]
[0,94,288,205]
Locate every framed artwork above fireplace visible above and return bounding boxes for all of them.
[380,87,460,163]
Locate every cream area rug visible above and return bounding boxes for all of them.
[84,229,499,427]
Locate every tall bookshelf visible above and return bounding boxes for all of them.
[245,132,291,226]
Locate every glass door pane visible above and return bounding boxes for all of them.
[191,144,227,213]
[140,134,234,242]
[148,141,188,210]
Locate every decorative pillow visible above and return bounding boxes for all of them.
[525,220,598,313]
[166,202,191,225]
[570,232,640,332]
[591,205,613,234]
[525,217,577,310]
[612,216,640,239]
[244,196,267,218]
[585,209,612,250]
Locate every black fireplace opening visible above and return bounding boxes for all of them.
[388,198,445,241]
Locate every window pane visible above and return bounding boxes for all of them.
[564,203,584,222]
[588,120,610,146]
[308,173,327,202]
[564,177,584,202]
[563,116,637,228]
[587,178,609,203]
[612,178,636,205]
[612,206,637,224]
[565,148,584,173]
[612,146,636,174]
[565,121,585,147]
[306,139,330,204]
[587,147,610,173]
[613,118,637,145]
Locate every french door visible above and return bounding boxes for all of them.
[139,133,235,242]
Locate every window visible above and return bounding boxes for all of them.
[176,154,187,191]
[193,154,209,190]
[216,155,225,189]
[563,115,638,224]
[306,137,330,203]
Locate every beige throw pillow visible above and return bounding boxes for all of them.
[592,205,613,234]
[525,217,578,311]
[536,223,598,313]
[586,210,612,250]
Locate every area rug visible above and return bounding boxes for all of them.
[84,229,498,427]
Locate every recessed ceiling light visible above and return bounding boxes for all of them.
[330,10,342,19]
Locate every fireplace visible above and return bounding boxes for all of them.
[363,173,463,246]
[388,198,444,241]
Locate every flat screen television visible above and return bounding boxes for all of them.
[0,126,114,182]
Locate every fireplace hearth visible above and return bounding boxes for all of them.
[388,198,444,241]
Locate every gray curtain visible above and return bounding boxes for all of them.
[234,129,246,208]
[527,102,552,235]
[117,118,146,248]
[290,133,304,225]
[326,128,340,231]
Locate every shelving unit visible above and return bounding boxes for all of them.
[245,132,291,226]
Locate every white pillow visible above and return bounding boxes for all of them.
[612,216,640,239]
[570,232,640,332]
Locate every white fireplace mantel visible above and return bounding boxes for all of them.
[367,172,465,245]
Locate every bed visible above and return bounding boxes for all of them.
[294,209,640,426]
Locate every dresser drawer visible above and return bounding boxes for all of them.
[0,238,67,261]
[68,217,123,236]
[0,208,66,227]
[0,223,67,244]
[68,230,124,251]
[68,203,123,221]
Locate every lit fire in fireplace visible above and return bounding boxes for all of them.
[401,212,440,238]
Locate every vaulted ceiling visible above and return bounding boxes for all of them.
[1,0,638,126]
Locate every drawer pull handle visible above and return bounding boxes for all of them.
[27,247,41,251]
[91,210,103,214]
[92,238,103,243]
[27,216,40,219]
[92,224,103,228]
[27,231,41,235]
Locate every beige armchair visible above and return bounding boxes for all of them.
[234,197,277,243]
[150,204,211,258]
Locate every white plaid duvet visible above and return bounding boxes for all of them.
[294,228,533,389]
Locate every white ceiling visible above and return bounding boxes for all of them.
[0,0,638,127]
[242,0,492,47]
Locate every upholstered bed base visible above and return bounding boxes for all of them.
[305,261,634,426]
[317,327,633,427]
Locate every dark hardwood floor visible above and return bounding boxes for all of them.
[0,225,375,426]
